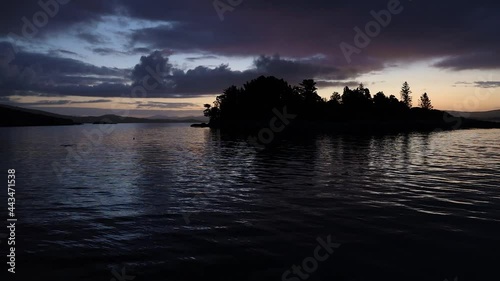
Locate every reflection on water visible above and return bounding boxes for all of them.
[1,124,500,280]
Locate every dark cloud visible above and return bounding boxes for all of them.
[0,0,117,37]
[66,99,112,104]
[316,80,361,88]
[0,45,129,97]
[51,49,79,56]
[434,52,500,70]
[474,81,500,88]
[253,54,352,80]
[77,32,106,44]
[452,81,474,88]
[30,83,131,97]
[163,54,369,94]
[2,0,499,73]
[2,0,500,105]
[91,47,152,56]
[121,0,500,70]
[92,47,126,56]
[126,52,366,97]
[8,52,124,76]
[1,48,366,98]
[131,47,151,54]
[131,50,173,86]
[135,101,198,109]
[186,55,218,62]
[17,99,112,106]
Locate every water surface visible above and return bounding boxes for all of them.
[1,124,499,281]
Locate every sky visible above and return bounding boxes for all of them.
[0,0,499,117]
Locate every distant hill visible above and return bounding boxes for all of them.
[0,104,207,127]
[147,114,208,122]
[72,114,205,124]
[0,104,79,127]
[448,110,500,122]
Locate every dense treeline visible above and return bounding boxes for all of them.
[204,76,438,125]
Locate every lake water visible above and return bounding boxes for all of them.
[1,124,499,281]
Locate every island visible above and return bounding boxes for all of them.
[193,76,500,133]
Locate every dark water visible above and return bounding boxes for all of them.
[1,124,499,281]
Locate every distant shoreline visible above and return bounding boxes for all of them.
[192,118,500,132]
[0,121,202,128]
[0,103,207,127]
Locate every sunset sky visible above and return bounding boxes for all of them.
[1,0,499,117]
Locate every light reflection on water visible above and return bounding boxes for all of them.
[1,124,499,280]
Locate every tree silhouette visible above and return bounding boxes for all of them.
[299,79,322,103]
[204,76,300,124]
[202,76,456,128]
[203,103,220,121]
[419,92,433,110]
[329,92,341,105]
[373,91,387,105]
[358,83,372,100]
[203,104,211,117]
[400,82,412,109]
